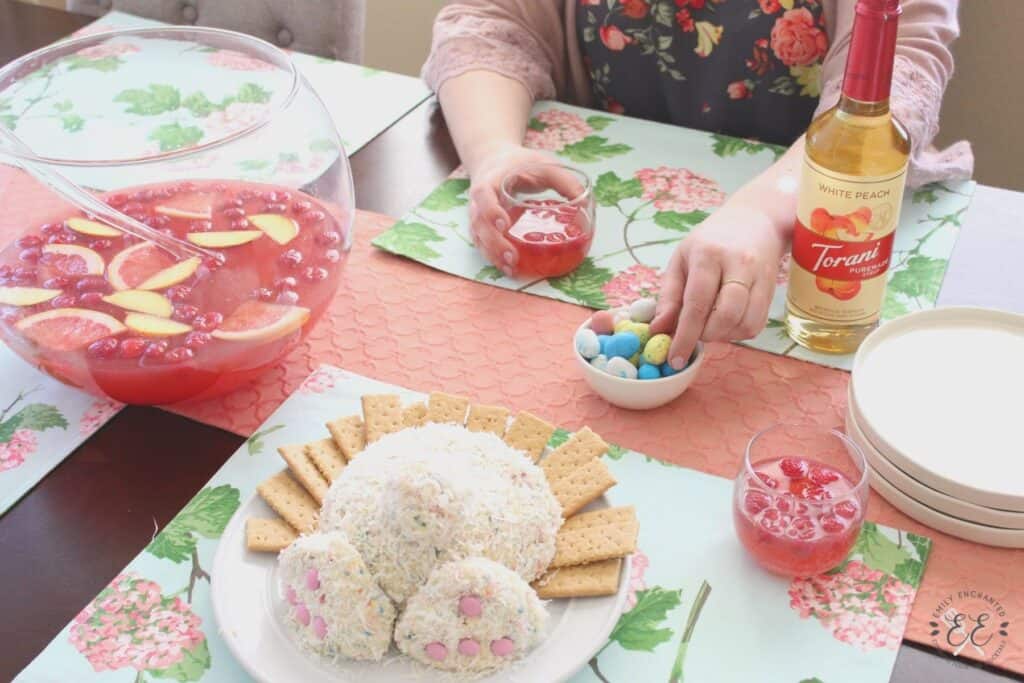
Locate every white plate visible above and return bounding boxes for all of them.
[211,493,630,683]
[846,397,1024,529]
[850,307,1024,512]
[864,461,1024,549]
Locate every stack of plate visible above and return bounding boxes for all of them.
[847,307,1024,548]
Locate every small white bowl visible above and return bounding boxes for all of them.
[574,319,704,410]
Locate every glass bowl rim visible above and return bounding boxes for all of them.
[742,422,870,497]
[0,26,300,168]
[499,162,593,209]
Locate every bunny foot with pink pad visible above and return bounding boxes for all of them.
[278,531,396,661]
[394,557,548,674]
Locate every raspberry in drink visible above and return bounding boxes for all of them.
[505,199,594,278]
[0,179,348,405]
[733,426,868,577]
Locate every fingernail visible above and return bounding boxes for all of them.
[495,218,508,231]
[503,250,517,266]
[670,356,686,370]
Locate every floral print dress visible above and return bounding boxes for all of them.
[579,0,830,146]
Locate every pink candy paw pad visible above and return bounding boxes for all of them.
[277,532,396,661]
[394,558,547,672]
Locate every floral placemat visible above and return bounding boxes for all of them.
[0,11,430,185]
[373,101,976,371]
[0,343,121,516]
[16,365,930,683]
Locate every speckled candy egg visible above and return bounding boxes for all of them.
[575,328,601,359]
[629,297,657,323]
[603,332,641,359]
[605,356,638,380]
[613,321,650,346]
[642,334,672,366]
[589,310,616,335]
[637,363,661,380]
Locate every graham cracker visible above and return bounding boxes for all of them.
[549,458,617,517]
[534,559,622,599]
[361,394,403,442]
[466,404,510,436]
[304,438,346,483]
[541,427,608,479]
[325,414,365,461]
[560,505,636,533]
[277,444,329,504]
[245,517,298,553]
[504,411,556,462]
[551,515,639,568]
[257,470,319,534]
[401,401,428,428]
[427,392,470,425]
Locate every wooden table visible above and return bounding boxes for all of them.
[0,2,1016,681]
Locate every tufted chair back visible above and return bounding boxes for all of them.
[66,0,365,63]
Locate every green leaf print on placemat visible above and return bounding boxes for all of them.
[609,586,683,651]
[547,258,615,308]
[146,485,241,603]
[420,178,470,212]
[375,101,976,371]
[373,220,446,261]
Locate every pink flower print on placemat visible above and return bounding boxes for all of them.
[299,367,339,395]
[0,429,38,471]
[633,166,726,213]
[201,101,272,141]
[625,550,649,610]
[69,572,209,675]
[79,399,122,437]
[788,560,915,651]
[75,42,140,60]
[207,49,274,71]
[525,110,594,152]
[602,264,662,308]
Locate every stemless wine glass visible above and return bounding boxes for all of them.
[499,163,595,278]
[0,27,353,405]
[733,424,869,577]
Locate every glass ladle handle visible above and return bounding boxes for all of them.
[0,127,213,262]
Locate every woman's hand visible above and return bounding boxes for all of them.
[650,204,786,369]
[467,143,584,276]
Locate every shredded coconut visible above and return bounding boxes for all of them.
[278,531,397,661]
[394,558,548,674]
[320,424,563,605]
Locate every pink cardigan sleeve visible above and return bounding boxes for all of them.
[421,0,568,101]
[817,0,973,186]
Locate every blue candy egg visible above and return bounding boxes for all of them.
[660,360,683,377]
[637,363,661,380]
[604,331,641,359]
[598,334,612,356]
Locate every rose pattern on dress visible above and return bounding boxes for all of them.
[524,109,594,152]
[0,428,38,471]
[634,166,726,213]
[79,399,123,436]
[770,8,829,67]
[602,264,663,308]
[69,572,207,674]
[578,0,828,125]
[788,560,916,651]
